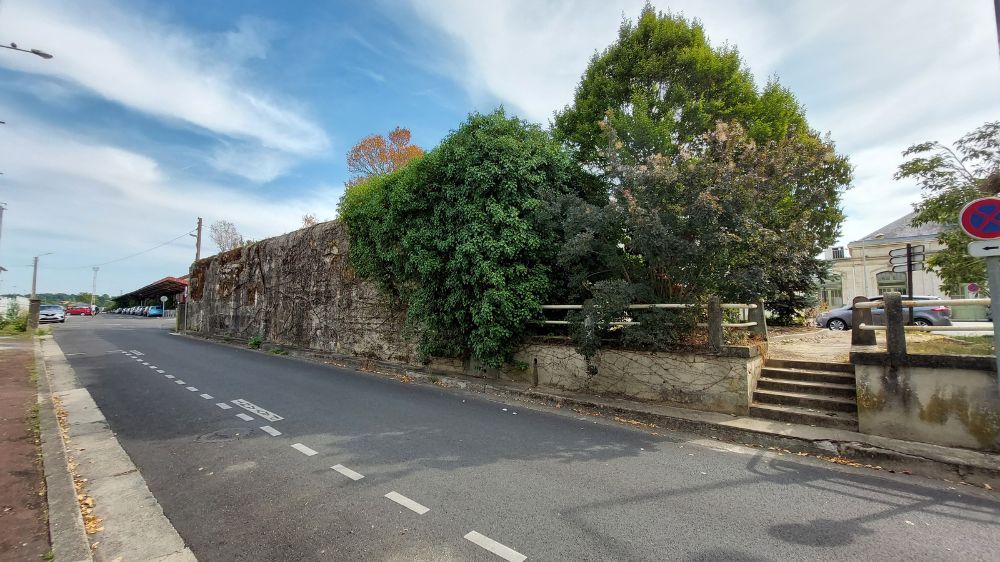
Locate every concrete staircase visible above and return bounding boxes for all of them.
[750,359,858,430]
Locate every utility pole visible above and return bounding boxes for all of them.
[91,266,99,313]
[31,256,38,298]
[0,202,6,256]
[195,217,203,262]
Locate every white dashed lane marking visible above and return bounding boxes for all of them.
[148,365,157,369]
[235,413,255,422]
[156,369,165,373]
[260,425,282,436]
[175,380,186,385]
[291,443,318,456]
[186,386,198,392]
[331,464,364,481]
[141,362,149,365]
[165,375,175,379]
[464,531,526,562]
[216,403,232,410]
[200,394,214,400]
[384,492,429,515]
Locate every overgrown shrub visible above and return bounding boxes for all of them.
[0,304,27,335]
[341,109,586,368]
[247,335,263,349]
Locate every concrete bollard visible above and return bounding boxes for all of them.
[708,296,723,351]
[884,292,907,364]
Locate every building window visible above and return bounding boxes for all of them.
[820,275,844,308]
[875,271,907,295]
[831,247,846,260]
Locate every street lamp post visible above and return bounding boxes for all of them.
[0,42,53,59]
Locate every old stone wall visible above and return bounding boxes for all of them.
[854,353,1000,451]
[188,220,763,415]
[187,220,415,362]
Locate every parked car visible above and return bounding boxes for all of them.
[147,306,163,317]
[39,304,66,323]
[65,305,92,316]
[815,296,952,330]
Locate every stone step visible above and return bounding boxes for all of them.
[749,403,859,430]
[765,358,854,374]
[752,389,857,412]
[761,366,857,385]
[755,377,856,399]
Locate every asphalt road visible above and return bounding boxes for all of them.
[52,315,1000,561]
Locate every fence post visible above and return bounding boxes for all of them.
[851,296,876,346]
[884,292,907,364]
[749,300,767,341]
[708,296,723,351]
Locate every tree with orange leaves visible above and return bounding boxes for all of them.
[345,127,423,187]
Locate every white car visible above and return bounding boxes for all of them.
[39,304,66,323]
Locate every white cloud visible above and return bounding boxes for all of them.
[399,0,1000,244]
[0,112,341,294]
[0,1,329,160]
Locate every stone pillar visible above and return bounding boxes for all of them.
[708,296,723,351]
[884,292,907,365]
[27,298,40,331]
[851,296,876,346]
[749,300,768,341]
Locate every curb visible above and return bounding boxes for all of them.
[35,337,93,562]
[176,331,1000,489]
[37,336,197,561]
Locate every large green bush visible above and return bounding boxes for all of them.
[341,109,583,367]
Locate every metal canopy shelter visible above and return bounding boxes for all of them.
[117,276,188,303]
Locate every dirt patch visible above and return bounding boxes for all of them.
[0,336,50,560]
[767,329,857,362]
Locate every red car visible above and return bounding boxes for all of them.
[65,305,93,316]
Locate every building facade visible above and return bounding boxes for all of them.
[821,212,986,320]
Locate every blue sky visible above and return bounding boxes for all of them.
[0,0,998,295]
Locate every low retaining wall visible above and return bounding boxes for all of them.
[500,343,761,416]
[853,352,1000,451]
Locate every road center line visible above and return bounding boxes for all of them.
[385,492,429,515]
[165,375,175,379]
[186,386,198,391]
[200,394,214,400]
[290,443,318,456]
[331,464,364,481]
[148,365,157,369]
[175,380,186,385]
[156,370,165,373]
[216,403,232,410]
[260,425,282,436]
[464,531,526,562]
[141,362,149,365]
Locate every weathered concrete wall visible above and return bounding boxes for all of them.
[854,353,1000,451]
[187,221,416,362]
[494,343,762,415]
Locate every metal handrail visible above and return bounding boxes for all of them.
[858,323,994,332]
[854,298,990,309]
[542,320,758,328]
[541,303,757,310]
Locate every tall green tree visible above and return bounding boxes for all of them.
[340,109,583,367]
[552,5,850,321]
[553,6,807,168]
[896,121,1000,290]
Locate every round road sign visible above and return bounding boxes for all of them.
[960,197,1000,240]
[160,295,168,303]
[968,282,980,293]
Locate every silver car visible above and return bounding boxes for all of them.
[39,304,66,323]
[815,296,952,330]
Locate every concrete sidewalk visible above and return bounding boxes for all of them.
[183,332,1000,490]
